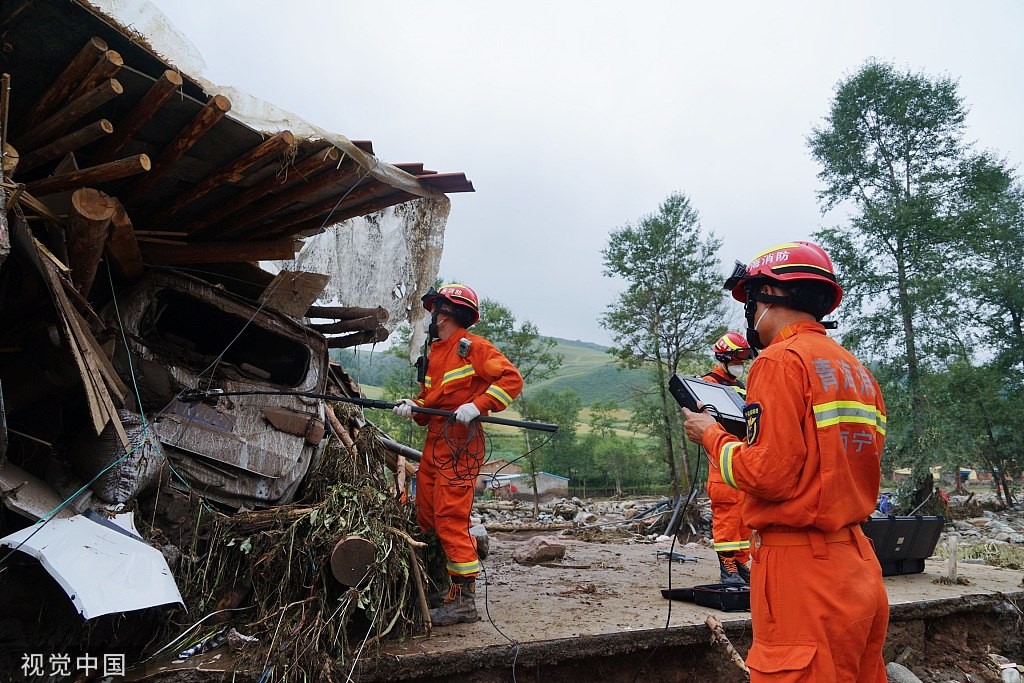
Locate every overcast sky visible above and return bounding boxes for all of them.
[144,1,1024,346]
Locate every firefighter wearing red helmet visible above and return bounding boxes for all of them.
[685,241,888,681]
[393,283,522,626]
[702,332,754,585]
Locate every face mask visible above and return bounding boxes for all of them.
[727,363,746,378]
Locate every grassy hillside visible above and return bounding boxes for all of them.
[530,338,650,406]
[337,337,652,407]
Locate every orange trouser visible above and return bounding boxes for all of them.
[415,425,482,578]
[708,470,751,563]
[746,526,889,682]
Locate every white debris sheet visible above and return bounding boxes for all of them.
[0,512,183,619]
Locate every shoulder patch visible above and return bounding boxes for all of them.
[744,402,762,446]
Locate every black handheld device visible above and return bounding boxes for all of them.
[669,375,747,439]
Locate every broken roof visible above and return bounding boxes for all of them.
[0,0,473,267]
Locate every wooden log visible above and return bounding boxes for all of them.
[257,270,330,318]
[67,188,116,296]
[705,615,750,675]
[19,119,113,172]
[309,316,378,335]
[330,535,376,587]
[20,37,108,132]
[2,142,17,177]
[93,69,183,162]
[16,78,123,152]
[263,187,411,240]
[68,50,123,102]
[149,130,295,225]
[125,94,232,201]
[187,145,339,236]
[25,153,150,197]
[104,200,144,280]
[213,165,356,239]
[406,539,432,634]
[307,305,389,322]
[139,238,296,265]
[0,73,10,181]
[326,327,390,349]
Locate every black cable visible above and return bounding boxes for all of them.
[629,417,710,683]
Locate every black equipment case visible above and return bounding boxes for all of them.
[860,515,944,576]
[661,584,750,612]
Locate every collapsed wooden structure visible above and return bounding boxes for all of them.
[0,2,470,513]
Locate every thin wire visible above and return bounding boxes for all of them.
[629,439,704,683]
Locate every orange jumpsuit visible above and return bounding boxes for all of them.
[412,328,522,578]
[701,366,751,566]
[702,321,888,682]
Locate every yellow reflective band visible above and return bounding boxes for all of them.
[447,559,481,576]
[440,364,475,386]
[753,242,802,259]
[713,540,751,552]
[813,400,886,434]
[733,386,747,397]
[486,384,513,407]
[424,376,433,388]
[720,441,742,489]
[723,337,743,350]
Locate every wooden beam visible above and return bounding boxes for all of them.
[248,178,391,240]
[104,199,144,280]
[264,186,409,239]
[25,153,150,197]
[309,316,378,335]
[124,93,232,201]
[19,37,108,133]
[93,69,183,163]
[307,305,389,322]
[0,73,10,183]
[148,129,295,225]
[187,144,339,236]
[67,188,116,296]
[326,327,390,349]
[212,164,358,239]
[15,78,123,152]
[2,142,17,178]
[67,50,123,101]
[140,238,297,265]
[19,119,113,172]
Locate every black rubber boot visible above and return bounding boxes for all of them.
[429,577,479,626]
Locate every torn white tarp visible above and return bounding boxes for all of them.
[0,511,183,619]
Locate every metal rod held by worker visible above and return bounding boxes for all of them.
[185,389,559,433]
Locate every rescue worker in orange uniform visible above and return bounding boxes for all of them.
[393,283,523,626]
[683,242,888,681]
[702,332,754,585]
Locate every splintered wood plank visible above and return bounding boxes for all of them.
[257,270,331,317]
[104,199,144,280]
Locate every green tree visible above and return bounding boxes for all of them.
[373,324,424,446]
[601,192,726,499]
[808,60,999,469]
[474,299,564,515]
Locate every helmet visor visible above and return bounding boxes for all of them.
[723,260,749,291]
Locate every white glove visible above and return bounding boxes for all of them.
[454,402,481,425]
[393,399,416,419]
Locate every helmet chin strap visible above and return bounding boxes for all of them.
[428,310,442,341]
[743,284,790,351]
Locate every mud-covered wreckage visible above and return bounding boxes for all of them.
[0,0,471,653]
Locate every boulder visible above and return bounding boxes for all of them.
[513,535,567,565]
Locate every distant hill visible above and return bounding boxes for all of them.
[529,338,651,406]
[333,337,650,406]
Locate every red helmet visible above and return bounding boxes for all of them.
[422,283,480,326]
[725,241,843,315]
[712,332,753,363]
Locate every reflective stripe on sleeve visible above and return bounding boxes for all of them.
[485,384,514,407]
[719,441,743,489]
